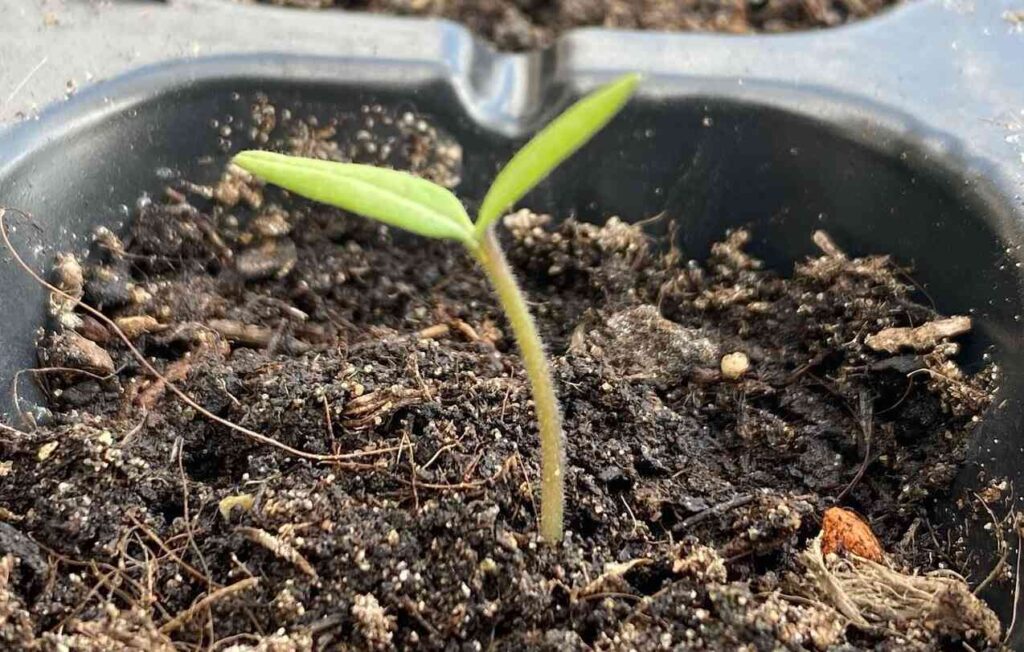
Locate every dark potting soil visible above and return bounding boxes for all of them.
[252,0,903,51]
[0,100,1007,650]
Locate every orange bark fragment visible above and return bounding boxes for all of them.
[821,507,884,562]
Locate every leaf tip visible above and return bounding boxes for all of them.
[603,72,642,106]
[617,72,643,92]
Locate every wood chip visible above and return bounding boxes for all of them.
[812,230,846,259]
[453,319,481,342]
[48,331,115,375]
[114,315,166,339]
[207,319,273,347]
[865,316,971,353]
[207,318,310,353]
[417,324,450,340]
[342,386,429,430]
[821,507,883,562]
[76,313,112,343]
[237,526,317,578]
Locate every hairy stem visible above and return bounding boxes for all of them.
[473,229,565,542]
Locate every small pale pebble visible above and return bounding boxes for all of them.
[720,352,750,380]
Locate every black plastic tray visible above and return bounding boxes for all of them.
[1,0,1023,640]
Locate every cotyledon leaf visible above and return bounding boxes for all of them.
[475,73,640,236]
[232,150,475,244]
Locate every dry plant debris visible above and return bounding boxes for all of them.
[865,315,973,354]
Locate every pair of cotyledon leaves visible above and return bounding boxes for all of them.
[232,74,639,247]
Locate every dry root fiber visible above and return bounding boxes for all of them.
[0,554,174,651]
[799,535,1001,645]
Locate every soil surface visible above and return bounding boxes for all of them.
[0,99,1008,650]
[253,0,903,51]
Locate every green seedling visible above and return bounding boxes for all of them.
[232,73,640,543]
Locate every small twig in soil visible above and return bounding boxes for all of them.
[623,581,677,628]
[136,357,191,411]
[1005,529,1022,644]
[236,527,317,578]
[398,596,441,637]
[578,591,644,602]
[874,377,915,415]
[160,577,259,634]
[461,450,485,482]
[127,514,216,588]
[217,377,242,407]
[921,517,958,570]
[211,634,263,651]
[88,562,145,611]
[322,395,338,456]
[893,262,938,312]
[812,230,846,258]
[256,295,309,322]
[206,318,310,354]
[12,365,120,430]
[499,381,513,421]
[972,492,1009,595]
[0,205,393,464]
[417,323,449,340]
[907,368,988,402]
[264,321,290,357]
[865,316,971,354]
[401,430,419,512]
[52,548,175,632]
[133,532,159,611]
[0,421,29,439]
[399,455,511,492]
[418,441,459,472]
[772,592,842,613]
[407,352,433,402]
[621,495,640,536]
[783,351,830,384]
[453,319,481,342]
[677,493,754,530]
[836,390,873,502]
[176,441,213,590]
[512,451,538,525]
[117,412,149,449]
[57,566,120,632]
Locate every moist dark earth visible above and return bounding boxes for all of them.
[252,0,902,51]
[0,100,1009,650]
